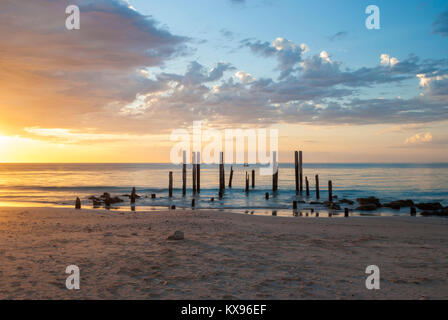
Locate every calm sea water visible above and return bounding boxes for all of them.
[0,163,447,216]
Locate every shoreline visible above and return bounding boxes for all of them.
[0,201,445,218]
[1,206,448,299]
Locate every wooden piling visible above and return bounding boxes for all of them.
[265,192,269,200]
[245,172,249,193]
[219,152,224,193]
[197,151,201,193]
[131,187,136,204]
[182,151,187,196]
[294,151,299,193]
[293,200,298,210]
[251,169,255,188]
[75,197,81,209]
[344,208,349,217]
[306,177,310,196]
[192,152,197,194]
[272,151,278,192]
[191,198,195,208]
[315,175,320,199]
[169,171,173,198]
[328,180,333,202]
[228,166,234,188]
[299,151,303,193]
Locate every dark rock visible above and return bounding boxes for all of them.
[89,196,102,206]
[356,204,377,211]
[170,205,176,210]
[330,203,341,210]
[384,200,414,209]
[323,201,341,209]
[416,202,443,211]
[110,196,123,204]
[100,192,111,199]
[151,194,156,199]
[420,210,448,217]
[340,199,355,205]
[356,197,381,208]
[167,231,184,240]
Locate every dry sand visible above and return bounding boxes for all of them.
[0,206,447,300]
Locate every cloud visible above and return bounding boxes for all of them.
[0,0,188,135]
[432,11,448,37]
[234,71,255,84]
[405,132,433,144]
[220,29,235,40]
[242,37,309,79]
[329,31,348,41]
[110,56,448,131]
[381,54,399,67]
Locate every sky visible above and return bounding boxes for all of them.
[0,0,447,163]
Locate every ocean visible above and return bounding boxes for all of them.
[0,163,447,217]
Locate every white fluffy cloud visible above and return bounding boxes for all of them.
[381,54,400,67]
[405,132,433,144]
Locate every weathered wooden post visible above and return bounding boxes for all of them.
[182,150,187,196]
[245,172,249,193]
[228,166,234,188]
[299,151,303,193]
[295,151,299,193]
[131,187,136,204]
[251,169,255,188]
[306,177,310,196]
[219,152,224,193]
[293,200,298,210]
[265,192,269,200]
[272,151,278,192]
[75,197,81,209]
[328,180,333,202]
[197,151,201,193]
[192,152,197,194]
[169,171,173,198]
[191,198,195,208]
[315,174,320,199]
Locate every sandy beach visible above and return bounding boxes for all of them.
[0,206,447,300]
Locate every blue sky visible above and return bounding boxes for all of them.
[132,0,448,73]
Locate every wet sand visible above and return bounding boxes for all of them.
[0,207,447,299]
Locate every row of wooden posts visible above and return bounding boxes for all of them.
[167,150,334,202]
